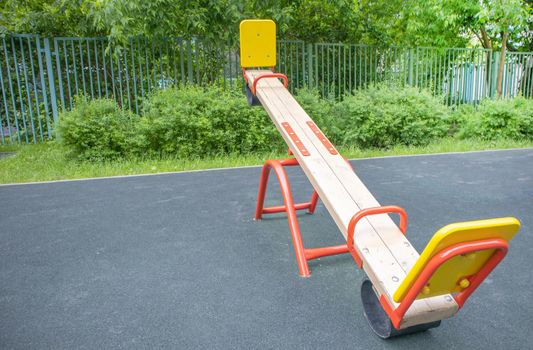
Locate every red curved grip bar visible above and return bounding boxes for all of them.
[347,206,408,268]
[252,73,289,95]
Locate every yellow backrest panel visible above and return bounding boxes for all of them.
[240,19,276,68]
[393,217,520,302]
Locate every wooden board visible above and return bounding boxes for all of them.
[245,70,458,328]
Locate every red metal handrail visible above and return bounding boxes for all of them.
[252,73,289,95]
[347,206,408,268]
[379,238,509,330]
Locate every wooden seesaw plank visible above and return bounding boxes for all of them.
[246,70,458,328]
[255,73,456,319]
[253,73,456,327]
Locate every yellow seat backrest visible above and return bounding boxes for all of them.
[240,19,276,68]
[393,217,520,303]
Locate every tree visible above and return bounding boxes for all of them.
[355,0,468,47]
[89,0,246,44]
[0,0,102,37]
[438,0,530,97]
[479,0,529,97]
[0,0,530,58]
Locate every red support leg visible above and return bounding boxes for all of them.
[254,157,349,277]
[308,191,319,214]
[257,157,320,217]
[255,159,311,277]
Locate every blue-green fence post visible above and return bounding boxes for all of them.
[43,38,59,128]
[307,43,313,88]
[36,37,52,139]
[53,38,65,111]
[408,48,414,86]
[187,40,193,84]
[490,51,500,98]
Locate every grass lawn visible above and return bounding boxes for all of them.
[1,138,532,185]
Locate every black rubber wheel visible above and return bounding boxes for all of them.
[360,279,441,339]
[244,84,261,106]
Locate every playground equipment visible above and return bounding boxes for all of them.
[239,19,521,338]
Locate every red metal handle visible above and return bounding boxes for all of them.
[347,206,408,268]
[252,73,289,95]
[379,238,508,330]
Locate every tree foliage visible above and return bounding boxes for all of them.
[0,0,100,36]
[0,0,530,51]
[89,0,245,44]
[434,0,530,96]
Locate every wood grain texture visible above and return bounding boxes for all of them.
[245,70,458,328]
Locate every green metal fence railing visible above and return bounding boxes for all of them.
[1,35,55,144]
[1,34,533,144]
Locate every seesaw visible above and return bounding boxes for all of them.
[239,19,520,338]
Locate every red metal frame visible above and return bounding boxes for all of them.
[255,155,348,277]
[254,152,510,333]
[241,67,289,95]
[347,206,408,268]
[252,73,289,95]
[242,61,513,330]
[379,238,509,330]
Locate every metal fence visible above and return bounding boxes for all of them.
[1,34,533,144]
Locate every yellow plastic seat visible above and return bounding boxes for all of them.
[393,217,520,302]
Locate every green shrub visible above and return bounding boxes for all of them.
[58,83,533,162]
[331,84,451,148]
[58,98,142,160]
[138,86,283,157]
[457,97,533,140]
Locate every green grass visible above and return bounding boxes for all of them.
[1,138,532,184]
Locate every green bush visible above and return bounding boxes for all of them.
[138,86,283,157]
[331,84,451,148]
[57,83,533,162]
[457,97,533,140]
[58,98,142,160]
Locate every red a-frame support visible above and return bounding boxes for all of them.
[254,151,350,277]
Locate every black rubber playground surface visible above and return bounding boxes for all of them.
[1,149,532,349]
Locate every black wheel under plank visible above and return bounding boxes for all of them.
[245,84,261,106]
[360,279,441,339]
